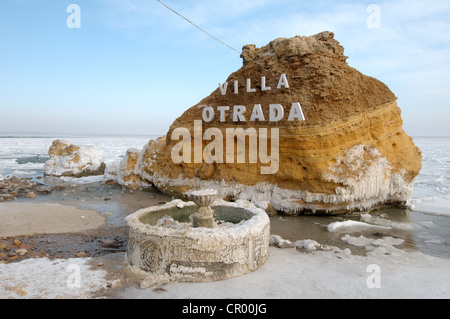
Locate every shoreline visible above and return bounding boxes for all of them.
[0,203,106,238]
[1,179,449,299]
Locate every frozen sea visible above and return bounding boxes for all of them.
[0,134,157,179]
[0,134,449,258]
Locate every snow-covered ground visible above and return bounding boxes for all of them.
[0,257,109,299]
[125,245,449,299]
[2,239,449,299]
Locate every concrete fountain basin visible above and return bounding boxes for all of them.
[125,197,270,282]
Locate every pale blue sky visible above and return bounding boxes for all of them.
[0,0,449,136]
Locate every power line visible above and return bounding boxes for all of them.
[156,0,281,77]
[156,0,240,55]
[156,1,293,110]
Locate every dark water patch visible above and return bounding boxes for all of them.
[410,211,450,258]
[16,155,49,164]
[270,207,450,259]
[1,230,127,263]
[270,214,371,256]
[18,178,173,227]
[9,177,450,260]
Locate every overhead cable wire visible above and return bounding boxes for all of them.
[155,0,275,75]
[156,0,240,55]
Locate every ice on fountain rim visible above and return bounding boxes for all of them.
[126,199,270,240]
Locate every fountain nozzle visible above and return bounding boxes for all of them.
[190,189,217,228]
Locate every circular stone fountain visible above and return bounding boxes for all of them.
[125,190,270,282]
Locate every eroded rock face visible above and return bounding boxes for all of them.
[44,140,106,177]
[120,31,422,214]
[117,148,144,190]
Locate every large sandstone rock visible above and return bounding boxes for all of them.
[121,31,422,215]
[44,140,106,177]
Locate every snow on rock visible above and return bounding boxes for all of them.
[327,220,392,232]
[294,239,329,252]
[253,200,269,210]
[156,215,181,228]
[253,200,278,216]
[326,145,392,199]
[44,140,106,178]
[270,235,294,248]
[104,160,120,181]
[323,145,416,211]
[117,147,153,190]
[117,148,144,190]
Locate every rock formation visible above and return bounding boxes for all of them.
[117,148,146,190]
[119,31,422,215]
[0,176,53,202]
[44,140,106,177]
